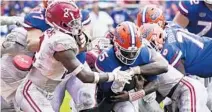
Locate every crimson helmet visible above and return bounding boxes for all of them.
[113,21,142,65]
[45,1,82,36]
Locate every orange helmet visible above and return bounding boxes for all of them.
[113,21,142,65]
[137,5,166,29]
[140,23,165,51]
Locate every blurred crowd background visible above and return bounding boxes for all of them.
[0,0,179,37]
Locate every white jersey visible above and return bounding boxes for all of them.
[33,28,79,81]
[1,27,30,102]
[157,65,183,97]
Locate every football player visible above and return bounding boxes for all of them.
[95,21,169,112]
[15,2,133,112]
[19,0,96,111]
[139,23,210,112]
[1,27,33,112]
[137,5,212,110]
[173,0,212,37]
[141,24,212,111]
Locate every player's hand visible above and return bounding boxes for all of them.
[110,66,133,84]
[76,33,86,48]
[109,91,129,103]
[135,75,145,90]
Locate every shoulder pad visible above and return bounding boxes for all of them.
[47,30,79,54]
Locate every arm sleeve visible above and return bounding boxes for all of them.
[95,51,113,72]
[178,1,193,16]
[50,33,79,54]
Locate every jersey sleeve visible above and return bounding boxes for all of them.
[161,44,182,67]
[23,6,50,31]
[95,51,113,72]
[49,30,79,54]
[178,0,198,17]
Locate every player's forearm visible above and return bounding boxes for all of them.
[129,60,168,76]
[143,81,158,95]
[129,48,168,76]
[27,40,40,52]
[77,70,110,83]
[139,60,168,75]
[26,29,43,52]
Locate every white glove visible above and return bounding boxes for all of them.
[108,66,134,84]
[129,66,141,75]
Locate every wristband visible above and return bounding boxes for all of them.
[130,66,141,75]
[107,73,115,82]
[93,72,100,83]
[129,89,145,101]
[71,64,84,76]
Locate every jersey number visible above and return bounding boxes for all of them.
[99,52,108,62]
[31,8,44,20]
[64,8,74,18]
[197,21,211,36]
[177,31,204,49]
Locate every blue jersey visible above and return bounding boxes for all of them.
[23,6,91,31]
[23,6,50,32]
[178,1,212,37]
[161,28,212,78]
[23,6,90,63]
[95,46,157,94]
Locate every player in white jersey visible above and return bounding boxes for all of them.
[15,2,133,112]
[1,27,33,112]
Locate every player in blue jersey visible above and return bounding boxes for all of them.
[173,0,212,37]
[137,5,212,78]
[140,23,212,111]
[95,21,169,112]
[137,5,212,111]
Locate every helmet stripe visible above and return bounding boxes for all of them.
[142,6,147,23]
[127,22,135,47]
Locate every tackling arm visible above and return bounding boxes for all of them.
[173,12,189,28]
[54,49,132,83]
[129,48,168,76]
[26,28,43,52]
